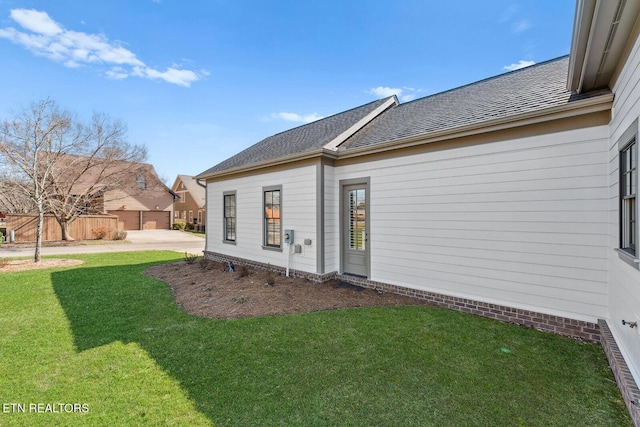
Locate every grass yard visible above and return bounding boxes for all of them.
[0,251,633,426]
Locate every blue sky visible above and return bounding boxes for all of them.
[0,1,576,183]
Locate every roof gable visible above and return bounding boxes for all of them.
[174,174,205,208]
[197,96,396,178]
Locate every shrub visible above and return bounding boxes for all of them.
[172,220,186,230]
[237,264,250,278]
[91,226,109,240]
[265,263,276,286]
[111,229,127,240]
[185,222,195,231]
[184,252,199,264]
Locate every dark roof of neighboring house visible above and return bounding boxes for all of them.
[339,56,609,151]
[199,56,612,178]
[197,97,395,177]
[175,174,205,208]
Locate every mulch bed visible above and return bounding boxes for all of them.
[145,260,429,319]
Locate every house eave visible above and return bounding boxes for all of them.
[568,0,640,93]
[200,93,612,180]
[337,93,613,159]
[198,148,334,181]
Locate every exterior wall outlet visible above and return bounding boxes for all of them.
[304,238,312,245]
[294,244,302,254]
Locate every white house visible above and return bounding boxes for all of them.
[198,1,640,421]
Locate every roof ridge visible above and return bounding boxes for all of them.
[264,96,396,139]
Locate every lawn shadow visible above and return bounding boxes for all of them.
[51,261,231,424]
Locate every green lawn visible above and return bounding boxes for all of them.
[0,251,632,426]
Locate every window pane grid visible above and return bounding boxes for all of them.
[348,189,365,251]
[264,190,281,247]
[621,140,637,255]
[224,194,236,242]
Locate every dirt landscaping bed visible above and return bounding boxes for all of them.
[145,260,430,319]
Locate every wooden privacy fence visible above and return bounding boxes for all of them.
[5,214,118,242]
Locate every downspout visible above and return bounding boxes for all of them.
[196,178,207,254]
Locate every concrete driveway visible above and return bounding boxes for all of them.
[0,230,205,257]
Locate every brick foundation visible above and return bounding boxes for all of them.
[599,320,640,426]
[333,273,602,342]
[204,250,600,342]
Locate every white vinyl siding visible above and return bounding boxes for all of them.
[206,164,318,272]
[323,165,339,272]
[607,29,640,385]
[330,127,609,322]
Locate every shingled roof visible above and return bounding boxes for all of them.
[197,96,396,177]
[339,56,610,151]
[175,174,205,208]
[199,56,612,178]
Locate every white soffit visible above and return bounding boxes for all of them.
[569,0,640,92]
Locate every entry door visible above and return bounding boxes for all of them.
[342,184,368,277]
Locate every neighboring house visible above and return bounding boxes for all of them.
[198,1,640,419]
[54,155,177,230]
[171,175,206,228]
[102,163,177,230]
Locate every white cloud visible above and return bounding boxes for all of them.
[0,8,204,87]
[270,112,324,123]
[503,60,536,71]
[10,9,62,36]
[511,20,531,33]
[367,86,423,103]
[368,86,403,98]
[105,66,128,80]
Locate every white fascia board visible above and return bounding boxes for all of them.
[568,0,640,92]
[568,0,596,91]
[322,96,398,151]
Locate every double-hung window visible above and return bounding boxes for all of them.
[223,192,236,242]
[621,138,637,256]
[618,121,640,259]
[263,186,281,249]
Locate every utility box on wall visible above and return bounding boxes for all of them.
[284,229,294,244]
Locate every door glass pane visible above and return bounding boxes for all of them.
[349,189,365,250]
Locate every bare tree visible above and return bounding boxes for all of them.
[44,113,147,241]
[0,98,146,261]
[0,178,37,213]
[0,99,69,261]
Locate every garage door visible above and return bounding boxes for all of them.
[142,211,170,230]
[109,211,140,230]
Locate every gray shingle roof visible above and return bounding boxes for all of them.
[176,175,205,208]
[197,97,395,177]
[199,56,611,178]
[339,56,610,151]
